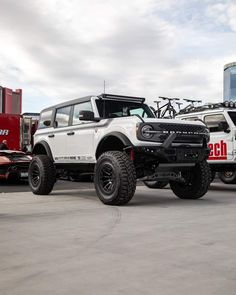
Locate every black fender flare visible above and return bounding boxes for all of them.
[96,132,133,158]
[32,141,54,161]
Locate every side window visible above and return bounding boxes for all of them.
[38,110,53,129]
[72,101,93,125]
[204,114,227,132]
[55,106,71,128]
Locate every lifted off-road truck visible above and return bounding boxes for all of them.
[29,94,211,205]
[177,101,236,184]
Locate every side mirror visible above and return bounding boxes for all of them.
[79,111,100,122]
[219,121,230,133]
[43,120,51,127]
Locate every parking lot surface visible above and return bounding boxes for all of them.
[1,182,236,295]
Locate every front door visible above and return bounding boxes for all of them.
[204,113,233,162]
[66,101,96,163]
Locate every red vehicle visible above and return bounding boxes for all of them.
[0,113,39,152]
[0,150,32,181]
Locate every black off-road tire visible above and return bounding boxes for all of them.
[218,171,236,184]
[28,155,56,195]
[143,180,168,189]
[94,151,136,205]
[170,160,211,199]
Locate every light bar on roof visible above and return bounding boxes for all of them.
[98,93,145,103]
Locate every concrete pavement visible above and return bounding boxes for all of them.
[1,183,236,295]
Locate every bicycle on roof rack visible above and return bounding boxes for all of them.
[177,100,236,115]
[151,96,182,119]
[177,98,202,115]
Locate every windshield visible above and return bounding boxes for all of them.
[95,100,155,118]
[228,111,236,125]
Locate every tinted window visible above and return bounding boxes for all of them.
[55,106,71,128]
[38,110,53,129]
[204,114,227,132]
[72,101,93,125]
[96,100,154,118]
[228,111,236,125]
[130,107,150,118]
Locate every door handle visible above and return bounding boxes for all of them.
[67,131,75,136]
[48,134,55,138]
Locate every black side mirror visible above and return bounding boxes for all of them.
[79,111,100,122]
[43,120,51,127]
[219,121,230,133]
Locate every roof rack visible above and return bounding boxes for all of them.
[177,101,236,115]
[98,93,145,103]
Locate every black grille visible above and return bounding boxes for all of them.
[137,122,208,144]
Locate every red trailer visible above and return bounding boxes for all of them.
[0,113,39,152]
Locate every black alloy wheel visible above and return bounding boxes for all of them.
[218,171,236,184]
[98,162,117,196]
[28,155,56,195]
[170,160,211,199]
[94,151,136,205]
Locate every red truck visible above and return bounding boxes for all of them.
[0,113,39,152]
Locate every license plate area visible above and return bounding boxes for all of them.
[20,172,28,178]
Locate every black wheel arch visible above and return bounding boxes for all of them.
[32,141,54,161]
[96,132,133,159]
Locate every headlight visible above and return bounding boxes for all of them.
[141,125,154,139]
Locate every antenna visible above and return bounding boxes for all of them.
[103,80,106,118]
[103,80,106,94]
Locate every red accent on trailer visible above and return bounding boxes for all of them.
[0,86,39,152]
[0,114,21,150]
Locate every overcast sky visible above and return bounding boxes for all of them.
[0,0,236,112]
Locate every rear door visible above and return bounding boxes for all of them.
[50,105,72,162]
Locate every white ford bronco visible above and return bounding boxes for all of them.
[177,101,236,184]
[29,94,211,205]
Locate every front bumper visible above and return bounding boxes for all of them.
[134,145,210,163]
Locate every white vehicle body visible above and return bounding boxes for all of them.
[29,94,212,205]
[35,115,206,164]
[34,95,209,165]
[177,107,236,166]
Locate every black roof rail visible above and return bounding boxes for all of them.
[98,93,145,103]
[178,102,227,115]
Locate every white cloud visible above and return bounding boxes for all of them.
[0,0,236,112]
